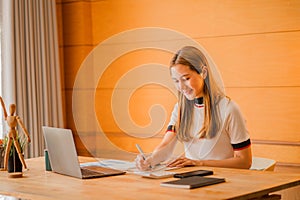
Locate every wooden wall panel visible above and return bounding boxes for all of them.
[58,0,300,165]
[96,132,163,154]
[64,32,300,89]
[95,49,173,88]
[91,0,300,44]
[56,1,66,126]
[64,45,94,88]
[196,32,300,87]
[226,87,300,142]
[55,1,63,47]
[252,144,300,164]
[61,1,92,45]
[94,88,176,134]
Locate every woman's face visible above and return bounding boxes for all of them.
[171,64,205,100]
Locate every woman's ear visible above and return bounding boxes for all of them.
[201,66,208,79]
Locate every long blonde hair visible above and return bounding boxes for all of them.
[170,46,226,141]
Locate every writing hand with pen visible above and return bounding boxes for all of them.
[135,144,199,171]
[135,144,154,171]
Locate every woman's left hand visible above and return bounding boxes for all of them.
[167,157,199,167]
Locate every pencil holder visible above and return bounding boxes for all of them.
[44,149,52,171]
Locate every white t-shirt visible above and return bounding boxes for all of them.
[167,97,251,160]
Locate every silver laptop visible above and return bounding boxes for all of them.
[42,126,126,179]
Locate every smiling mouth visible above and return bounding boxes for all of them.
[182,89,193,96]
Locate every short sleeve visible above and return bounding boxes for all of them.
[225,101,251,150]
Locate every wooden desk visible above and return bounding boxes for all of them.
[0,157,299,200]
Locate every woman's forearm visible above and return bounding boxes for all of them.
[151,132,177,165]
[197,147,252,169]
[168,147,252,169]
[197,157,252,169]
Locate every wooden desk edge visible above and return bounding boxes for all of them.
[228,179,300,200]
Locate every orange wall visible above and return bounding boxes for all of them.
[56,0,300,166]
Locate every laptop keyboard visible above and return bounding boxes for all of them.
[81,168,104,178]
[80,166,126,179]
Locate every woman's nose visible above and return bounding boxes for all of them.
[178,80,186,91]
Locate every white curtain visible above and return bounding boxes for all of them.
[1,0,16,137]
[1,0,64,158]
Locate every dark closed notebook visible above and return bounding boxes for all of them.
[160,176,225,189]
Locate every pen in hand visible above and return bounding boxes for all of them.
[135,144,146,160]
[135,144,152,169]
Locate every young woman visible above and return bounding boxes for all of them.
[136,46,252,170]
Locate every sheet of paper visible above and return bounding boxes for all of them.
[80,159,179,178]
[127,164,179,177]
[132,170,176,179]
[80,159,136,171]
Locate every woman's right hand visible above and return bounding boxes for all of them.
[135,154,153,171]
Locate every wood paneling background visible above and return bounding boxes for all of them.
[56,0,300,166]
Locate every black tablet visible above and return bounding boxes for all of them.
[173,169,213,178]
